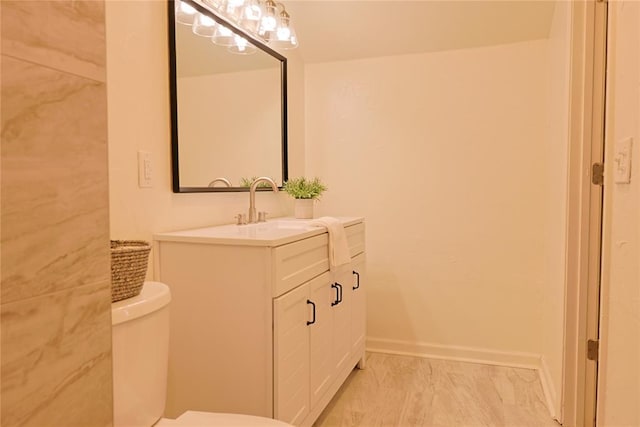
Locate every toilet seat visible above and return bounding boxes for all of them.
[156,411,293,427]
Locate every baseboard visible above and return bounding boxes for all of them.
[366,337,541,369]
[539,356,559,421]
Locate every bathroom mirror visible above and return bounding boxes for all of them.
[168,0,288,192]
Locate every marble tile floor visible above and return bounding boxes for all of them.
[314,352,560,427]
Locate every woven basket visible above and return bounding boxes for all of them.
[110,240,151,303]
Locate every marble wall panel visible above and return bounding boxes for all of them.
[1,1,106,82]
[1,55,110,304]
[1,0,112,425]
[1,281,113,427]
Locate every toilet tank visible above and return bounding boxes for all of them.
[112,281,172,427]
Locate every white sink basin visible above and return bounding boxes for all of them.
[202,219,315,239]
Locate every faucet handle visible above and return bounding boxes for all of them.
[258,211,268,222]
[235,213,247,225]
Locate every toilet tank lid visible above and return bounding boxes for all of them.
[111,281,171,326]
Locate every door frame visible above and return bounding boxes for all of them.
[562,1,608,426]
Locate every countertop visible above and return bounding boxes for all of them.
[153,216,364,247]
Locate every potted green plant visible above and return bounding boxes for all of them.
[282,177,327,219]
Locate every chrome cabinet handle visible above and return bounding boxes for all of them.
[352,270,360,290]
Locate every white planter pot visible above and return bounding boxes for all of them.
[294,199,314,219]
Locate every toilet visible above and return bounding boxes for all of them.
[111,281,292,427]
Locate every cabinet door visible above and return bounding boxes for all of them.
[351,253,366,351]
[273,284,310,425]
[331,268,353,374]
[308,272,334,407]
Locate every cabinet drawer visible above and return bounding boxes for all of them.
[273,222,365,297]
[346,223,365,257]
[273,234,329,297]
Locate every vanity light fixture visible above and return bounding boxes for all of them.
[178,0,298,54]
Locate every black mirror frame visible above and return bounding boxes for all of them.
[168,0,289,193]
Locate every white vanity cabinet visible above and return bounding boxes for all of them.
[274,261,366,425]
[154,218,365,427]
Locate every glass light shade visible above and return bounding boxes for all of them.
[175,0,197,25]
[211,23,236,46]
[289,31,298,49]
[193,14,216,37]
[259,0,278,33]
[203,0,226,12]
[238,0,262,33]
[224,0,246,21]
[261,15,277,32]
[276,25,290,41]
[228,35,257,54]
[270,23,298,49]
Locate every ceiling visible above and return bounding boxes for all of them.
[176,0,558,75]
[285,1,558,63]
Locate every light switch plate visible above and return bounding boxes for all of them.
[138,150,153,188]
[614,138,632,184]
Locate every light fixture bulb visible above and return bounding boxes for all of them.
[275,8,292,41]
[262,15,276,31]
[276,26,290,41]
[227,0,245,7]
[269,23,297,49]
[260,0,277,32]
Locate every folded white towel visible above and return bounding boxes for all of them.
[310,216,351,270]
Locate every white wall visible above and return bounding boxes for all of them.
[105,0,304,275]
[305,40,566,367]
[598,1,640,425]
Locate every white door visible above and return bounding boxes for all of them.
[273,284,310,425]
[562,2,607,425]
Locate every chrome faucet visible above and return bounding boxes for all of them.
[248,176,279,223]
[208,177,232,187]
